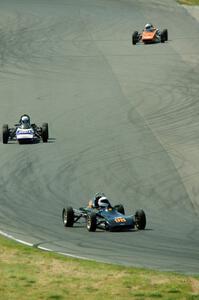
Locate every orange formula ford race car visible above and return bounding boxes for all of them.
[132,23,168,45]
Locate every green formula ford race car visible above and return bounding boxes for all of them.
[62,193,146,232]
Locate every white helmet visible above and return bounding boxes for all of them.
[21,115,29,124]
[145,23,152,30]
[98,196,110,208]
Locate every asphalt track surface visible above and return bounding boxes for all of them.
[0,0,199,274]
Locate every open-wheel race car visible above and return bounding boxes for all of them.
[132,23,168,45]
[62,193,146,232]
[2,114,49,144]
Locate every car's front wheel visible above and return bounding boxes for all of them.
[162,29,168,41]
[135,209,146,230]
[2,124,9,144]
[87,212,97,232]
[62,207,74,227]
[132,31,139,45]
[160,32,165,43]
[41,123,49,142]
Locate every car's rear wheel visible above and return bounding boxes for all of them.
[2,124,9,144]
[114,204,125,215]
[87,212,97,232]
[132,31,139,45]
[135,209,146,230]
[62,207,74,227]
[42,123,48,143]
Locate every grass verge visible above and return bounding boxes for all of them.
[0,235,199,300]
[177,0,199,5]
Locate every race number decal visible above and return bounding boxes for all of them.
[115,217,126,223]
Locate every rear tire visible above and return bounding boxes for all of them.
[2,124,9,144]
[62,207,74,227]
[87,212,97,232]
[42,123,48,143]
[135,209,146,230]
[132,31,139,45]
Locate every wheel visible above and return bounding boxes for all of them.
[62,207,74,227]
[114,204,125,215]
[162,29,168,41]
[135,209,146,230]
[132,31,139,45]
[87,212,97,232]
[161,29,168,43]
[41,123,48,143]
[2,124,9,144]
[160,32,165,43]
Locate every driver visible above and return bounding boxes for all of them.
[98,196,111,209]
[88,192,112,209]
[19,115,31,129]
[144,23,160,36]
[20,115,31,126]
[144,23,154,32]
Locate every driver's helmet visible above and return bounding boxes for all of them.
[21,115,30,124]
[98,196,110,208]
[144,23,153,31]
[93,192,105,207]
[20,115,30,128]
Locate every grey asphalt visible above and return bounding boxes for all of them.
[0,0,198,274]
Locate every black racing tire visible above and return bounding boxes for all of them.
[2,124,9,144]
[132,31,139,45]
[41,122,49,143]
[62,207,74,227]
[114,204,125,215]
[162,29,168,41]
[87,212,97,232]
[135,209,146,230]
[160,32,165,43]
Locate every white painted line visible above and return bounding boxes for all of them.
[58,251,89,260]
[0,230,90,261]
[0,230,33,246]
[37,246,53,252]
[15,239,33,247]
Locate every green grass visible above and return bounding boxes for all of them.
[177,0,199,5]
[0,235,198,300]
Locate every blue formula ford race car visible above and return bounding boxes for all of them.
[62,193,146,232]
[2,114,49,144]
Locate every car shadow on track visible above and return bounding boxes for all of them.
[46,138,56,143]
[63,224,153,233]
[0,137,56,144]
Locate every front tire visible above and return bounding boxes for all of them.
[162,29,168,41]
[2,124,9,144]
[132,31,139,45]
[160,32,165,43]
[135,209,146,230]
[62,207,74,227]
[42,123,49,143]
[87,212,97,232]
